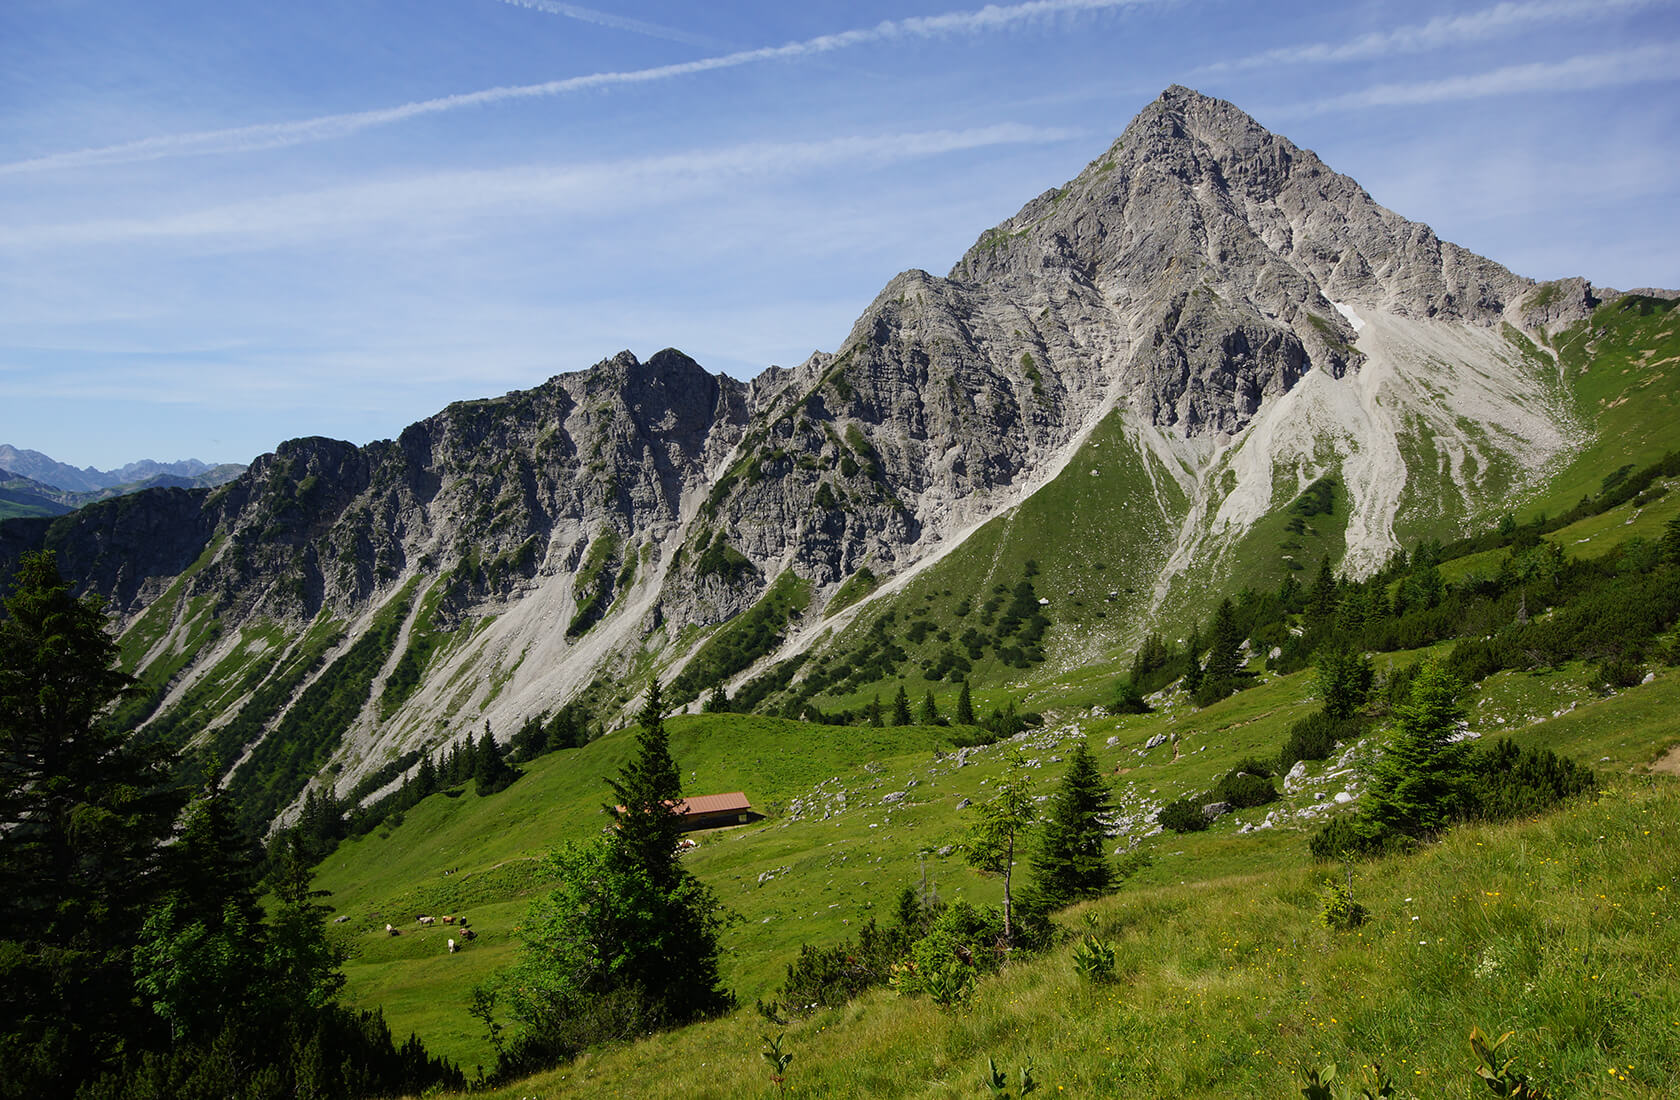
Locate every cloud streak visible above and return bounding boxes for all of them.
[2,124,1084,250]
[0,0,1153,178]
[1295,42,1680,113]
[486,0,721,48]
[1204,0,1673,72]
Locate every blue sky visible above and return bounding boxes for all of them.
[2,0,1676,470]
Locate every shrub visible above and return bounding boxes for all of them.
[1211,769,1277,809]
[1156,797,1209,833]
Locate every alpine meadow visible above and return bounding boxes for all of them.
[5,65,1680,1100]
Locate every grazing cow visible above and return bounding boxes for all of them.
[386,924,400,936]
[448,939,457,953]
[417,915,434,925]
[442,915,454,925]
[458,917,469,928]
[460,928,477,942]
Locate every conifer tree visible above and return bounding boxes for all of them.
[474,722,519,796]
[606,682,684,890]
[919,689,940,725]
[1363,657,1471,840]
[955,679,976,726]
[1026,741,1116,910]
[1203,597,1244,685]
[867,693,885,728]
[891,684,913,726]
[0,550,181,1096]
[1181,620,1204,695]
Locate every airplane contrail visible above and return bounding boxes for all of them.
[0,0,1158,177]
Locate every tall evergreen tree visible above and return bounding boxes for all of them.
[919,689,940,725]
[474,722,520,796]
[1362,657,1471,840]
[1026,741,1116,911]
[955,679,976,726]
[0,551,182,1097]
[605,682,684,891]
[1203,597,1244,685]
[891,684,913,726]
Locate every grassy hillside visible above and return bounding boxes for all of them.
[1524,295,1680,521]
[463,766,1680,1098]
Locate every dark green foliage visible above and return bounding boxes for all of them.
[1156,797,1209,834]
[473,724,520,796]
[703,681,732,713]
[1464,739,1596,821]
[892,684,913,726]
[1291,477,1336,519]
[0,553,458,1098]
[1194,597,1245,705]
[919,689,941,725]
[1316,646,1373,721]
[1361,658,1471,840]
[1111,679,1151,715]
[769,916,914,1017]
[1210,767,1277,810]
[566,528,622,639]
[694,532,755,584]
[1278,711,1361,770]
[0,552,183,1098]
[1025,742,1115,912]
[491,684,730,1078]
[955,679,976,726]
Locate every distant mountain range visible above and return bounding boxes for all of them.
[0,446,246,519]
[0,444,246,494]
[1,86,1675,834]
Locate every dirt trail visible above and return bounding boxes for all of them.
[1649,744,1680,776]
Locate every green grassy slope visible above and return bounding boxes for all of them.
[1524,295,1680,521]
[467,764,1680,1099]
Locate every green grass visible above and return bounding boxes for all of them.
[457,766,1680,1098]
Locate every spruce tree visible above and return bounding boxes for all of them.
[955,679,976,726]
[891,684,913,726]
[1203,598,1244,685]
[866,693,885,728]
[606,682,684,891]
[1027,741,1116,910]
[919,689,940,725]
[474,722,519,796]
[1362,657,1471,841]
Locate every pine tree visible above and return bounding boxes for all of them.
[474,722,519,796]
[703,681,731,713]
[1308,555,1338,624]
[1362,657,1471,841]
[1203,598,1244,684]
[919,689,940,725]
[891,684,913,726]
[1026,741,1116,910]
[867,693,885,728]
[1181,621,1204,694]
[0,551,183,1097]
[606,683,684,890]
[955,679,976,726]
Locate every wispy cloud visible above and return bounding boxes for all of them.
[1203,0,1672,72]
[1294,42,1680,112]
[0,0,1153,177]
[2,124,1084,250]
[486,0,721,49]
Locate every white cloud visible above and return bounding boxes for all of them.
[0,124,1084,250]
[0,0,1151,177]
[1204,0,1672,72]
[1291,43,1680,113]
